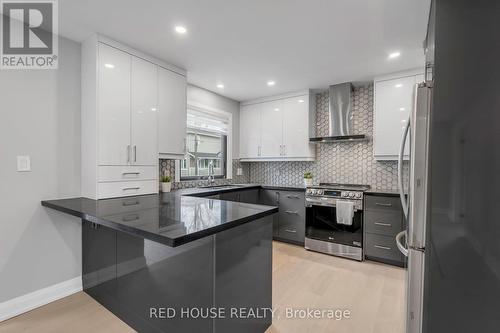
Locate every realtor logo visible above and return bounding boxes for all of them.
[1,0,58,69]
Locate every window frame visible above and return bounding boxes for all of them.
[176,102,233,182]
[180,130,227,181]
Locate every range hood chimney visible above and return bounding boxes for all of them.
[310,83,367,142]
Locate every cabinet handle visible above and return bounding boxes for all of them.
[284,145,287,156]
[284,229,297,233]
[122,187,140,191]
[122,172,140,175]
[133,145,137,162]
[374,222,392,227]
[374,245,391,250]
[285,210,298,215]
[122,214,140,222]
[122,199,139,206]
[286,195,300,199]
[276,191,280,204]
[127,145,131,163]
[375,202,392,207]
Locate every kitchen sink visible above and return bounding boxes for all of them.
[197,184,243,189]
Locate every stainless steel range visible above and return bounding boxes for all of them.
[305,183,370,261]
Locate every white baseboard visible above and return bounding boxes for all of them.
[0,276,82,322]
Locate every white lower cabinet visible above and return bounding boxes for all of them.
[239,91,315,161]
[98,166,158,182]
[98,180,158,199]
[374,70,425,160]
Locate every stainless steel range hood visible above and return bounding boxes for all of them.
[310,83,367,142]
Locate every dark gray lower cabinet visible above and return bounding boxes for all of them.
[363,194,405,267]
[82,217,273,333]
[207,189,259,204]
[260,189,305,245]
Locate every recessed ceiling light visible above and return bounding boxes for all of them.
[267,81,275,86]
[388,51,401,59]
[298,99,305,103]
[399,107,405,111]
[175,26,187,34]
[274,108,280,111]
[104,63,114,69]
[216,83,224,89]
[395,83,403,88]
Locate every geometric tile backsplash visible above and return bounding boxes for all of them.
[246,85,409,190]
[161,84,408,191]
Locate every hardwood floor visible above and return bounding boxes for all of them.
[0,242,405,333]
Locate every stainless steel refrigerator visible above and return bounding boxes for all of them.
[397,0,500,331]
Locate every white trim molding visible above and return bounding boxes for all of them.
[179,102,234,180]
[0,276,82,322]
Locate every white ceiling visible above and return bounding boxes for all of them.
[59,0,430,101]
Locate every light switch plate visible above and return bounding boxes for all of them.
[17,155,31,172]
[236,168,243,176]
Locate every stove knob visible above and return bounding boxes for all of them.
[348,192,354,198]
[312,189,317,195]
[355,192,362,198]
[318,190,324,195]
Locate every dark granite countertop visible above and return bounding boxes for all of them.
[258,184,306,191]
[42,192,278,247]
[177,184,306,198]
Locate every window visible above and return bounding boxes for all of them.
[180,108,229,180]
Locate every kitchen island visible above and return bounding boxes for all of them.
[41,192,277,333]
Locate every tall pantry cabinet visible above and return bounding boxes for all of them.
[82,35,187,199]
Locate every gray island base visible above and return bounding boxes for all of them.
[41,194,275,333]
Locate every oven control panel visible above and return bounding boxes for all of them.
[306,188,363,200]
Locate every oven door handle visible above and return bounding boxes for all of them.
[305,200,359,211]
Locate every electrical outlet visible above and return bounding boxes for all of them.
[17,155,31,172]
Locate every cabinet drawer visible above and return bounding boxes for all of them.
[278,225,304,243]
[102,208,159,228]
[364,211,403,236]
[98,166,158,182]
[364,233,403,263]
[98,180,158,199]
[364,195,402,212]
[96,196,158,216]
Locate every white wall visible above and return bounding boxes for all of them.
[187,85,240,157]
[0,37,82,302]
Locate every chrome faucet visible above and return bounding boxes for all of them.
[207,161,215,185]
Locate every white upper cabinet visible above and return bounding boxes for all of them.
[98,44,131,166]
[260,100,283,158]
[374,70,424,160]
[239,91,315,161]
[131,57,158,166]
[158,67,187,158]
[239,103,262,158]
[283,95,312,158]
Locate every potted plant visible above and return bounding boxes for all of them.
[303,172,313,187]
[160,175,172,193]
